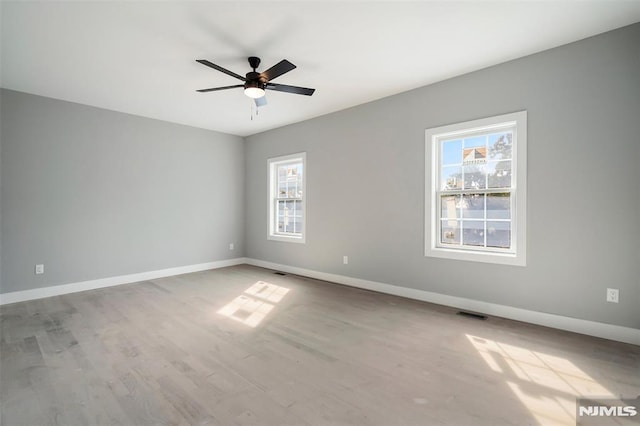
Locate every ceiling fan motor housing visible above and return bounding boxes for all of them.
[245,72,266,90]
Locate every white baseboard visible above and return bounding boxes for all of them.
[244,258,640,346]
[0,258,247,305]
[2,257,637,345]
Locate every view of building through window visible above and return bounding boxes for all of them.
[439,131,513,249]
[276,161,304,235]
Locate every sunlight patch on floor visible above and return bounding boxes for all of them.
[466,334,613,425]
[218,281,290,327]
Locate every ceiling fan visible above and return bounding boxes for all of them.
[196,56,315,106]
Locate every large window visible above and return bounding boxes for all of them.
[268,153,306,243]
[425,111,527,266]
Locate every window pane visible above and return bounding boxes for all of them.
[462,221,484,246]
[441,195,460,221]
[462,194,484,219]
[278,165,287,181]
[442,139,462,165]
[487,221,511,248]
[464,135,486,149]
[293,217,303,234]
[442,166,462,190]
[441,220,460,245]
[463,146,487,164]
[284,187,298,198]
[288,199,302,234]
[292,200,303,219]
[487,160,511,189]
[286,165,299,178]
[486,193,510,219]
[277,161,303,198]
[463,164,486,189]
[488,132,512,160]
[277,163,303,198]
[463,133,488,190]
[277,200,293,233]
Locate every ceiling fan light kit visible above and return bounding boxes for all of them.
[196,56,315,107]
[244,82,266,99]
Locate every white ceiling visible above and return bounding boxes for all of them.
[2,1,639,137]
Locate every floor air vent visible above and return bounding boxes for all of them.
[273,271,287,276]
[457,311,488,320]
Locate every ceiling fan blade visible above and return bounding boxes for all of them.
[255,96,268,107]
[266,83,315,96]
[196,84,244,93]
[260,59,296,82]
[196,59,246,81]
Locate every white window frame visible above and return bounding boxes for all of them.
[268,152,307,243]
[425,111,527,266]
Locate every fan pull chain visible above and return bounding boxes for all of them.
[250,100,260,121]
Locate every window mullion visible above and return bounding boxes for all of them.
[441,188,510,196]
[483,193,487,248]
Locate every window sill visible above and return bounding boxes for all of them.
[425,246,526,266]
[268,234,306,244]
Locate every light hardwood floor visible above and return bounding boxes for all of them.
[1,265,638,425]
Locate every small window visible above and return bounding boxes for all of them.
[268,153,306,243]
[425,112,527,266]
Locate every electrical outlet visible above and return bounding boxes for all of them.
[35,264,44,275]
[229,243,234,251]
[606,288,619,303]
[343,256,349,265]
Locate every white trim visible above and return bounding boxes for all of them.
[267,152,307,244]
[244,258,639,346]
[3,257,637,346]
[0,258,247,305]
[425,111,527,266]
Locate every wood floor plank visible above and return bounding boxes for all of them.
[2,264,639,425]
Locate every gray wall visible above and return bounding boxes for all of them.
[245,24,640,329]
[2,25,638,330]
[1,89,244,293]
